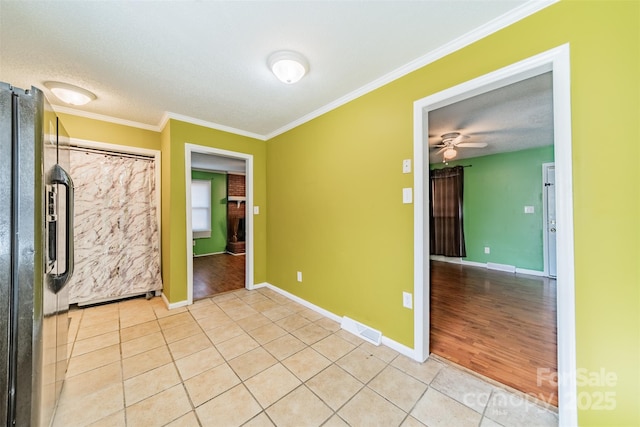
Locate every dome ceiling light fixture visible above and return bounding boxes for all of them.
[268,51,308,84]
[44,81,96,106]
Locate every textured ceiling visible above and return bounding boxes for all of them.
[0,0,547,139]
[428,72,554,163]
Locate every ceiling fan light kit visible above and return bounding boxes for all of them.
[434,131,488,162]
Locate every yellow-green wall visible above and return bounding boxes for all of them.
[266,1,639,425]
[162,119,267,302]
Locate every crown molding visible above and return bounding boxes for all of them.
[162,112,267,141]
[264,0,558,140]
[52,104,161,132]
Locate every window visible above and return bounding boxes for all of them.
[191,179,211,239]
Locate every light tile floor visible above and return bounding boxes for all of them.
[53,287,558,427]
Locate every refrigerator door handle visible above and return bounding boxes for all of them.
[47,164,74,294]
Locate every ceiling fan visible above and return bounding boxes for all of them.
[433,132,488,162]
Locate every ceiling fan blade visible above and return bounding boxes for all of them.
[452,134,469,145]
[456,142,488,148]
[435,146,448,154]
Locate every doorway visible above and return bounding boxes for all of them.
[413,45,576,425]
[185,144,255,304]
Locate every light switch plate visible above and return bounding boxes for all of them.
[403,292,413,309]
[524,205,535,214]
[402,159,411,174]
[253,206,260,215]
[296,271,302,282]
[403,188,412,204]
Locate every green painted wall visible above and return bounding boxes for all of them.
[266,1,639,425]
[432,146,554,271]
[191,171,228,255]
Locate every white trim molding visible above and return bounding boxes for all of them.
[184,144,255,306]
[413,44,576,426]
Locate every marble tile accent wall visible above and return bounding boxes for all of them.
[67,150,162,305]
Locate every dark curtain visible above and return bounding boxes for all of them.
[430,166,466,257]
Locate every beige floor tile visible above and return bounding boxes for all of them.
[248,322,288,345]
[484,389,558,427]
[126,384,192,427]
[243,412,275,427]
[228,347,278,380]
[216,333,260,360]
[263,334,307,361]
[336,347,386,383]
[266,385,333,427]
[291,323,331,345]
[368,365,428,412]
[169,332,213,360]
[158,312,196,330]
[175,346,225,380]
[71,330,120,357]
[162,321,204,343]
[124,362,182,406]
[236,312,273,331]
[122,345,173,380]
[401,416,427,427]
[66,344,121,378]
[276,314,311,332]
[81,306,120,327]
[186,303,223,320]
[225,304,260,321]
[204,322,245,344]
[184,362,241,407]
[480,417,504,427]
[164,410,200,427]
[236,291,269,305]
[312,334,356,361]
[119,311,157,329]
[60,361,122,401]
[196,384,262,427]
[75,319,120,341]
[244,363,301,408]
[53,382,124,427]
[323,415,350,427]
[298,308,325,322]
[392,355,445,385]
[195,313,234,331]
[306,365,364,410]
[120,320,160,342]
[338,387,406,426]
[211,292,240,303]
[152,303,188,320]
[262,305,294,321]
[283,347,331,382]
[431,366,495,413]
[411,387,482,427]
[359,341,399,363]
[249,299,280,313]
[314,317,341,332]
[87,409,126,427]
[333,329,366,346]
[121,331,166,358]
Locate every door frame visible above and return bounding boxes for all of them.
[185,143,254,304]
[542,162,556,278]
[412,44,576,425]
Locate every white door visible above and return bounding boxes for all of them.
[543,163,557,278]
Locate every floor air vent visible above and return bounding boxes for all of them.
[340,316,382,346]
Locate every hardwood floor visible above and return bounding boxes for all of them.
[192,253,245,300]
[430,260,558,406]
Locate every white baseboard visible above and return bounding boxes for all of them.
[431,255,545,277]
[161,292,189,310]
[193,251,226,258]
[261,282,415,359]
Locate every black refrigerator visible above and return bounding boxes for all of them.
[1,83,74,426]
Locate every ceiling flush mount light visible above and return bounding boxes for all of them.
[44,81,96,106]
[268,51,308,84]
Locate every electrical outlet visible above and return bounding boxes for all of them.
[402,159,411,173]
[403,292,412,309]
[297,271,302,282]
[484,246,490,254]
